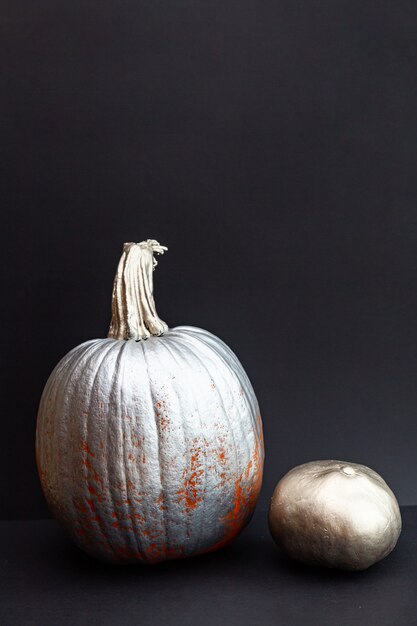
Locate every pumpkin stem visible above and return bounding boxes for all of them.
[108,240,168,340]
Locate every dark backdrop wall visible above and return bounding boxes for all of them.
[2,0,417,519]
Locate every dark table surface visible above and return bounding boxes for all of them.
[1,508,416,626]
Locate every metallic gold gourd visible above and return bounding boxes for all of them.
[269,460,401,570]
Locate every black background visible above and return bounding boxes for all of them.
[2,0,417,520]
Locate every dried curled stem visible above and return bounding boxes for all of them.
[108,240,168,340]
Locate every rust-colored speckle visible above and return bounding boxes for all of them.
[215,443,230,488]
[157,493,167,511]
[155,400,170,431]
[217,449,226,462]
[143,542,184,563]
[177,438,205,513]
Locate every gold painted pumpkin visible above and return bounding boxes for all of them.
[269,460,401,570]
[36,240,264,563]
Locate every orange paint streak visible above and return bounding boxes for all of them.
[256,414,264,445]
[244,459,253,478]
[92,468,103,484]
[80,442,95,457]
[208,430,264,553]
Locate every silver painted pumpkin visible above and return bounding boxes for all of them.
[36,240,264,563]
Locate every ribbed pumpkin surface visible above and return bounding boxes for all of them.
[36,326,263,563]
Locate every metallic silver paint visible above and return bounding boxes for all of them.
[36,326,264,563]
[268,460,401,571]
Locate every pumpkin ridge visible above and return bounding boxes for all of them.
[53,341,107,514]
[36,342,86,478]
[155,336,194,551]
[105,339,138,561]
[124,340,148,559]
[79,339,121,560]
[140,339,170,561]
[41,341,97,408]
[163,336,209,553]
[38,340,103,525]
[117,340,143,560]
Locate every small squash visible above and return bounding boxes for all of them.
[36,240,264,563]
[268,460,401,570]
